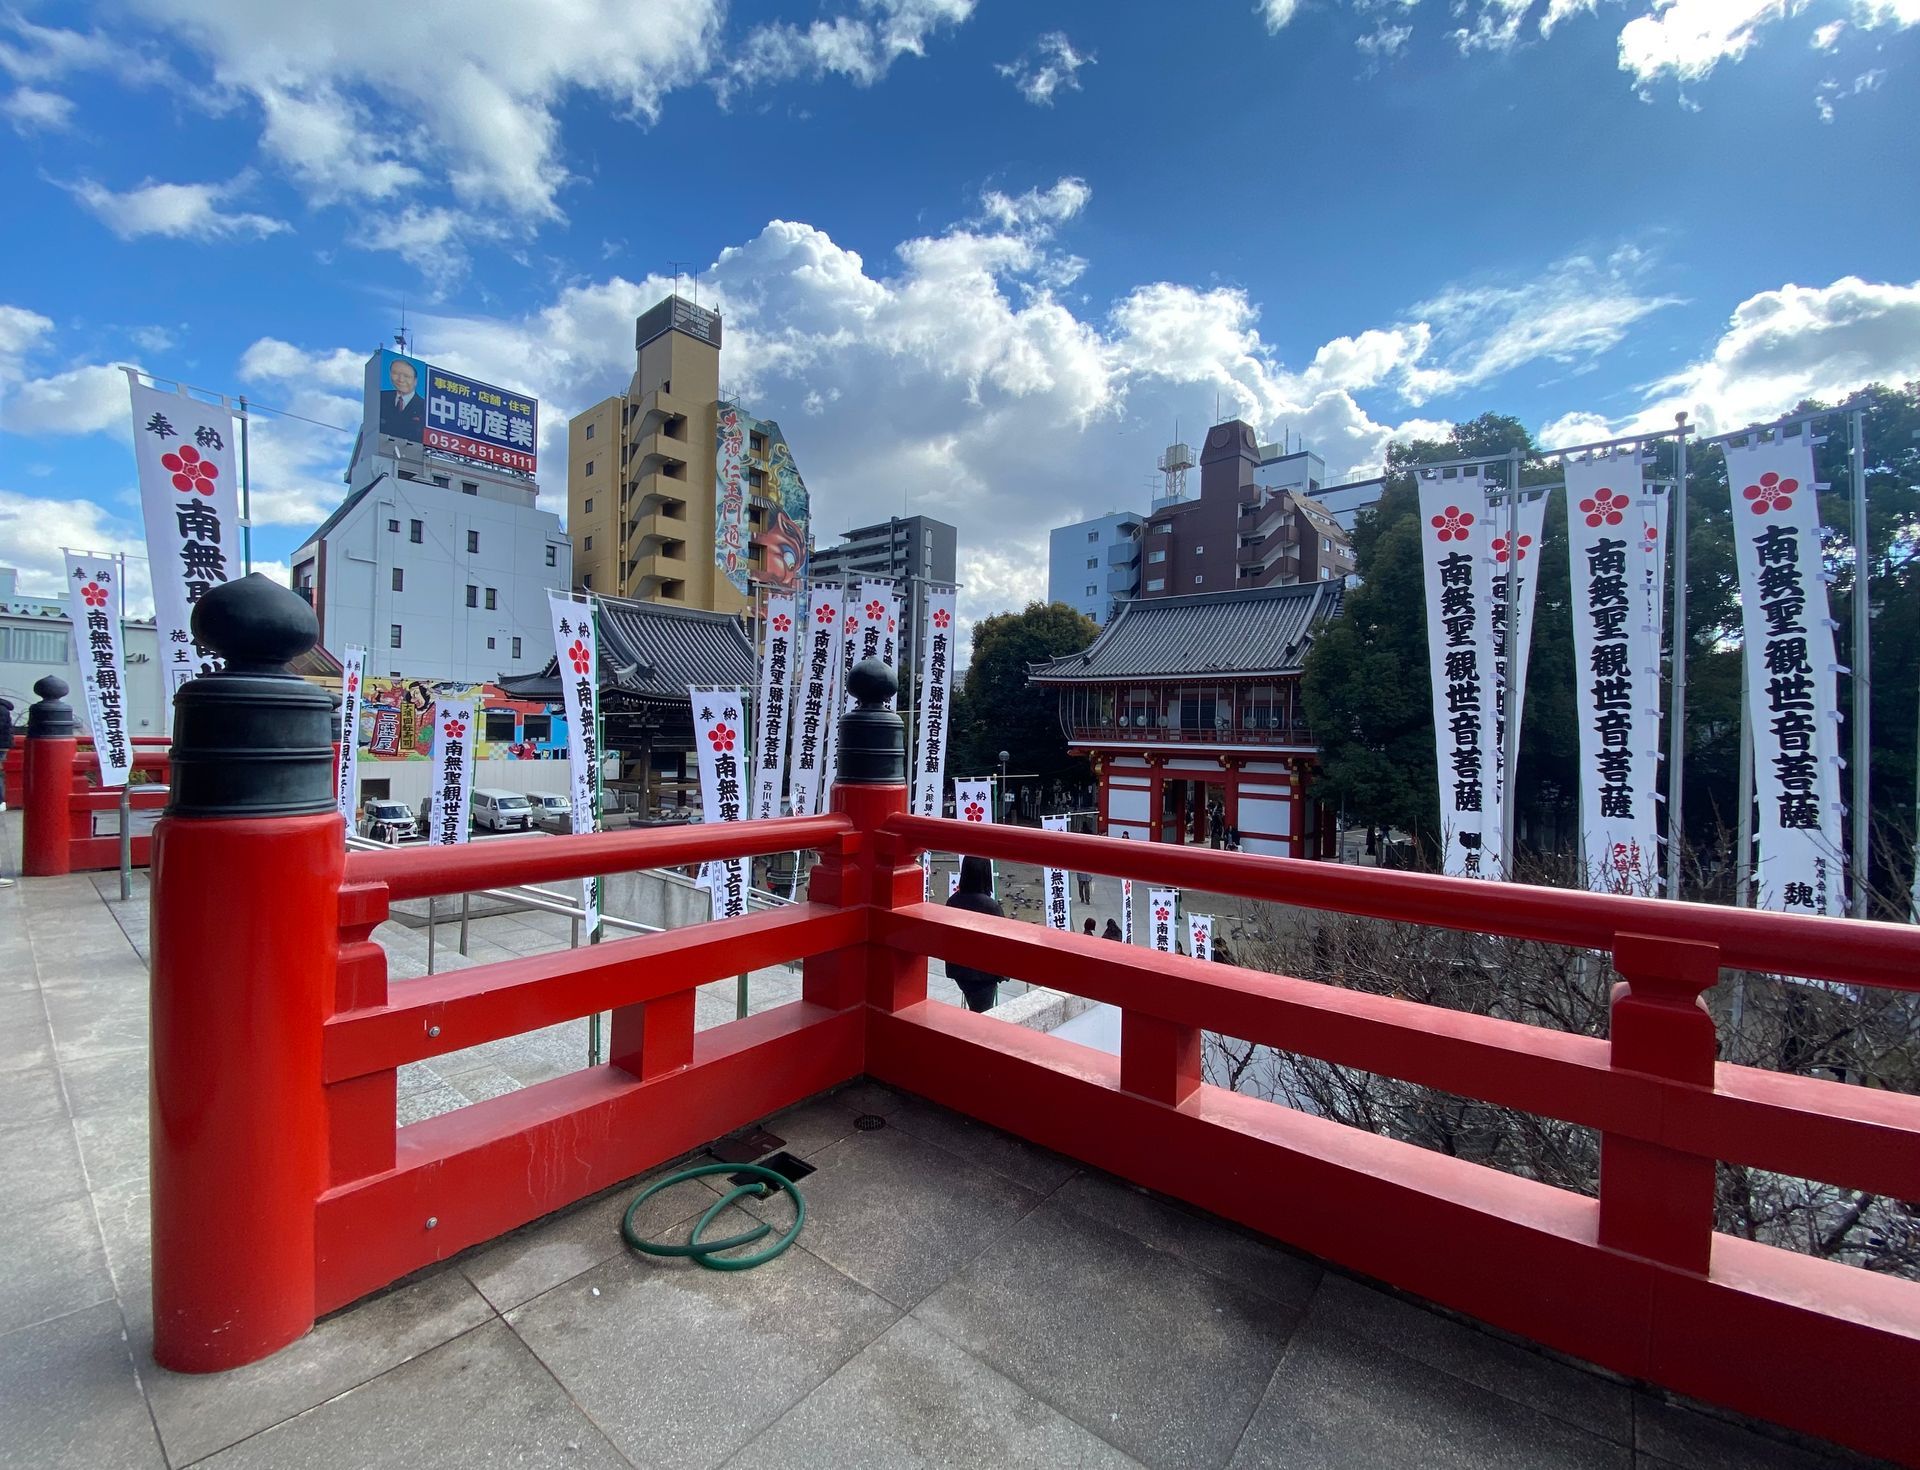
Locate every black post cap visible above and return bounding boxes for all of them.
[167,573,336,818]
[26,675,76,739]
[836,658,904,785]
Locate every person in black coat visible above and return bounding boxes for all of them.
[1101,918,1123,941]
[943,855,1005,1013]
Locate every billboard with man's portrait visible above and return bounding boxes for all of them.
[363,349,539,477]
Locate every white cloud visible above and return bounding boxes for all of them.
[1356,22,1414,62]
[0,305,54,380]
[0,487,150,614]
[1536,409,1620,448]
[996,31,1093,105]
[1259,0,1303,32]
[1815,65,1885,120]
[0,364,130,436]
[1451,0,1534,53]
[239,338,369,390]
[0,15,171,87]
[1617,0,1792,85]
[716,0,975,104]
[979,178,1093,232]
[1811,18,1849,45]
[60,175,290,242]
[2,85,73,133]
[1540,0,1601,36]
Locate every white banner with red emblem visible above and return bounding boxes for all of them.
[428,688,478,846]
[62,552,131,788]
[954,778,992,827]
[127,377,242,712]
[1490,493,1548,821]
[1417,474,1499,878]
[790,583,845,818]
[881,592,902,709]
[549,593,602,933]
[1149,889,1179,953]
[335,644,366,830]
[1187,913,1213,961]
[1121,877,1134,945]
[854,579,893,690]
[1041,815,1070,930]
[691,685,750,920]
[1723,437,1844,916]
[912,584,958,819]
[753,592,797,822]
[1566,455,1663,894]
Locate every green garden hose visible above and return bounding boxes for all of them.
[619,1161,806,1271]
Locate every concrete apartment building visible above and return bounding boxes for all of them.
[289,351,571,685]
[569,295,810,613]
[809,514,958,680]
[1048,511,1145,624]
[1142,420,1354,599]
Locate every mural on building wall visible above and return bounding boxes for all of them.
[714,404,811,596]
[357,677,566,761]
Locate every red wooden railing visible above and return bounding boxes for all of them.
[8,735,172,875]
[146,775,1920,1465]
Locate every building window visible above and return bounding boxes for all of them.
[749,431,766,454]
[1086,557,1097,569]
[546,545,557,566]
[582,572,592,588]
[523,713,550,741]
[1087,530,1098,542]
[1148,549,1166,563]
[410,520,423,543]
[487,637,496,649]
[584,498,593,514]
[466,585,478,608]
[1324,537,1332,552]
[585,422,596,440]
[1194,575,1203,584]
[1085,583,1097,596]
[511,636,522,659]
[1146,578,1165,592]
[391,567,404,592]
[432,473,450,488]
[467,530,479,553]
[387,517,399,533]
[1322,566,1332,579]
[585,461,595,477]
[0,627,65,663]
[585,535,593,551]
[485,587,497,610]
[1195,545,1205,555]
[389,624,402,648]
[462,481,478,496]
[485,710,517,743]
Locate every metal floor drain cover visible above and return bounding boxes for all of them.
[853,1114,886,1131]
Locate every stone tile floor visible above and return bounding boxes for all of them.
[0,813,1889,1469]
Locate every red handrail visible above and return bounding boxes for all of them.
[345,812,854,901]
[882,812,1920,991]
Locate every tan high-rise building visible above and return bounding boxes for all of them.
[568,295,798,614]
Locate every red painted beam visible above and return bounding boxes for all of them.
[866,1002,1920,1468]
[325,903,865,1080]
[880,813,1920,992]
[346,812,855,902]
[873,905,1920,1202]
[314,1001,862,1311]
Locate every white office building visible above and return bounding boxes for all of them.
[290,356,572,684]
[1048,511,1145,625]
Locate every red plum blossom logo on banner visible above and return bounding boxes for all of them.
[80,582,108,607]
[161,445,220,496]
[567,640,592,674]
[708,721,737,753]
[442,718,466,740]
[844,615,857,633]
[771,613,792,634]
[962,800,985,822]
[1641,524,1659,552]
[816,603,837,625]
[864,599,886,621]
[1742,471,1797,515]
[1430,505,1475,542]
[1578,487,1628,527]
[1491,534,1533,563]
[932,608,951,630]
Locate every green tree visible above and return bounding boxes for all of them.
[950,601,1099,784]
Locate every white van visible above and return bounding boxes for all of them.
[471,789,535,832]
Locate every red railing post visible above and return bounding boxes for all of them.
[1598,931,1720,1273]
[149,575,342,1372]
[1120,1008,1202,1109]
[21,675,78,877]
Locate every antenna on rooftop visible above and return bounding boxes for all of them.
[1157,431,1193,503]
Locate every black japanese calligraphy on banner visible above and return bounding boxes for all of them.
[1564,456,1662,895]
[753,592,797,822]
[1042,815,1070,931]
[1187,914,1214,961]
[790,584,845,818]
[1723,437,1844,917]
[336,646,367,832]
[128,378,241,716]
[61,553,131,787]
[912,585,958,819]
[1417,475,1499,878]
[1149,889,1179,954]
[691,685,749,919]
[548,592,602,932]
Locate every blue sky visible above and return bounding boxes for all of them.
[1,0,1916,628]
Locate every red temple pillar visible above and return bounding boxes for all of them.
[21,676,78,878]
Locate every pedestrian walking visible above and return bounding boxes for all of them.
[1081,917,1096,936]
[1101,918,1122,941]
[1075,869,1092,903]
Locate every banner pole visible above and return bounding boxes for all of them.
[1665,414,1691,899]
[1736,655,1754,908]
[238,396,253,575]
[1849,408,1871,917]
[1500,449,1521,873]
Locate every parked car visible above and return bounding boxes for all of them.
[526,792,573,833]
[358,800,416,844]
[471,789,535,832]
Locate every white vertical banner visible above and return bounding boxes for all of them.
[790,584,843,817]
[428,689,478,846]
[1417,474,1498,877]
[837,583,865,714]
[1723,437,1845,916]
[855,579,892,685]
[691,685,750,920]
[753,592,797,822]
[881,593,902,709]
[1149,889,1179,953]
[1637,478,1670,889]
[1121,878,1135,945]
[1566,456,1662,894]
[335,644,367,830]
[549,593,602,932]
[954,777,993,826]
[948,871,960,898]
[1187,913,1214,961]
[127,377,242,711]
[911,584,958,819]
[62,553,132,787]
[921,850,931,903]
[1490,493,1548,820]
[1041,815,1070,930]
